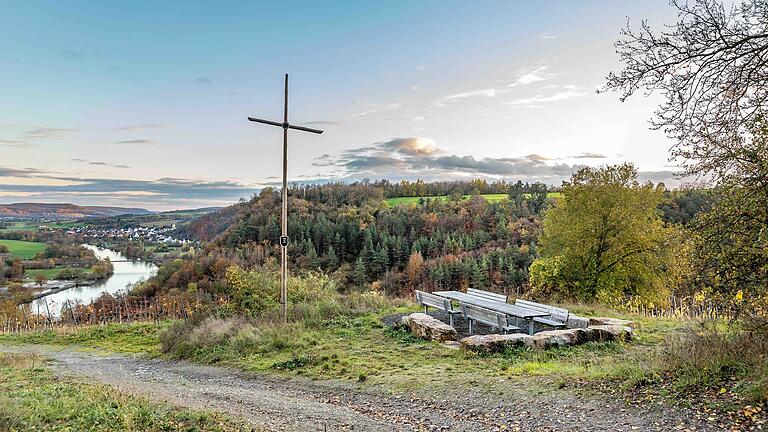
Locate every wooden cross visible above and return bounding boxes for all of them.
[248,74,323,323]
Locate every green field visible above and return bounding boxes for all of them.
[385,192,561,206]
[23,267,95,281]
[0,221,38,232]
[0,239,47,259]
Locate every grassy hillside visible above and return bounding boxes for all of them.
[0,239,47,259]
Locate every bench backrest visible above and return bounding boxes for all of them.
[515,299,569,322]
[462,304,508,330]
[466,288,507,303]
[415,290,451,311]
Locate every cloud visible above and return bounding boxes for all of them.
[380,137,440,156]
[60,50,84,60]
[506,88,589,108]
[539,33,557,40]
[570,152,607,159]
[310,138,685,187]
[113,139,156,145]
[436,66,552,106]
[24,127,76,139]
[70,158,131,169]
[195,76,213,86]
[112,123,162,131]
[0,167,256,210]
[301,121,340,126]
[351,103,401,118]
[312,137,577,182]
[0,139,31,148]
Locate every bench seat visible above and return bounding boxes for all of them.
[533,317,567,327]
[415,290,462,326]
[461,304,520,334]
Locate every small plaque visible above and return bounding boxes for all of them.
[279,235,289,247]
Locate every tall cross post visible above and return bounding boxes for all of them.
[248,74,323,323]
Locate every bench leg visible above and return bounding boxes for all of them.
[468,319,473,334]
[449,314,454,327]
[424,305,428,314]
[527,319,535,335]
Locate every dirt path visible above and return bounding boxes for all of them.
[3,345,726,431]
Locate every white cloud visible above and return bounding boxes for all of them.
[506,89,590,107]
[436,66,552,106]
[350,102,401,118]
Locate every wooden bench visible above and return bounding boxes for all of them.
[415,290,462,326]
[466,288,508,303]
[514,299,568,328]
[461,304,519,334]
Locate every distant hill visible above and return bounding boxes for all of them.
[0,203,153,219]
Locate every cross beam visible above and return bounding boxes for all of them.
[248,74,323,323]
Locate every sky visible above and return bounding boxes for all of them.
[0,0,683,210]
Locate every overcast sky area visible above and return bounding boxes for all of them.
[0,1,683,210]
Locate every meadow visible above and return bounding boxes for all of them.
[0,239,47,259]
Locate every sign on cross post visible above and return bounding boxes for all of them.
[248,74,323,323]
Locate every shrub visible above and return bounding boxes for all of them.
[657,326,768,403]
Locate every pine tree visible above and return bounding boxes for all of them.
[352,256,368,287]
[325,245,339,270]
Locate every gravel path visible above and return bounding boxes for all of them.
[3,345,730,431]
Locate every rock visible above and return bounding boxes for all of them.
[401,313,457,341]
[589,324,633,341]
[566,314,590,329]
[532,329,586,349]
[459,333,533,352]
[589,317,638,329]
[441,341,461,350]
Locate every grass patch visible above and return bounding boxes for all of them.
[0,239,47,259]
[23,267,95,281]
[0,352,251,431]
[0,322,165,354]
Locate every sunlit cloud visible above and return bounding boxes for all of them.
[311,137,681,186]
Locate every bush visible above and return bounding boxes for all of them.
[657,326,768,403]
[160,269,405,362]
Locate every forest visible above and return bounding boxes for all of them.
[140,178,711,307]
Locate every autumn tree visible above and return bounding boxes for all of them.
[530,164,678,305]
[604,0,768,180]
[605,0,768,323]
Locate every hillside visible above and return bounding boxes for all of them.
[0,203,152,219]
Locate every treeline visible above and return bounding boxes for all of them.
[140,182,551,297]
[142,180,711,300]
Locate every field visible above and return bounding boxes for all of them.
[385,192,562,206]
[0,239,47,259]
[0,221,38,232]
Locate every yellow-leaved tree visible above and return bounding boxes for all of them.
[529,163,684,306]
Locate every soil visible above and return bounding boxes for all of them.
[1,345,733,431]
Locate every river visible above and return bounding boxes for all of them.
[34,244,157,318]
